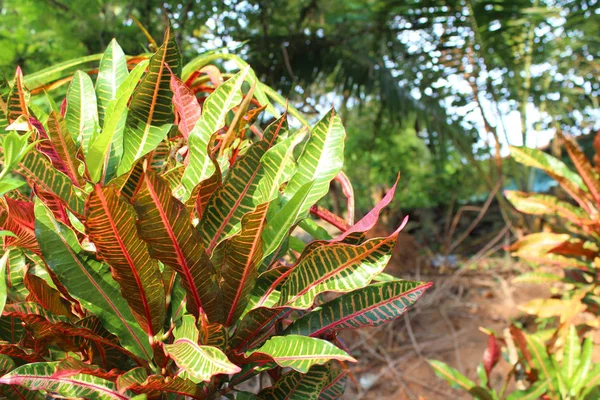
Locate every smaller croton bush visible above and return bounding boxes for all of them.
[431,324,600,399]
[506,134,600,326]
[0,28,431,399]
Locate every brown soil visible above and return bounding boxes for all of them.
[340,254,551,399]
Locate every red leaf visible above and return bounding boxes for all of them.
[483,333,501,379]
[1,197,40,255]
[86,185,166,338]
[171,75,201,138]
[337,174,400,243]
[133,170,223,322]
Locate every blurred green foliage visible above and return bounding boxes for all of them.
[1,0,598,215]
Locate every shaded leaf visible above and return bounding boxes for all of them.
[133,170,222,322]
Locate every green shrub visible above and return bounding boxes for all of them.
[0,28,431,399]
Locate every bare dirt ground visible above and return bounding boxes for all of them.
[341,255,550,399]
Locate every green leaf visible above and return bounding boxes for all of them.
[181,67,249,196]
[34,200,152,361]
[2,130,33,171]
[505,191,588,221]
[429,359,476,391]
[259,364,330,400]
[285,281,432,337]
[65,70,99,154]
[133,170,222,322]
[278,229,402,308]
[561,324,581,385]
[571,337,594,395]
[87,60,148,184]
[0,177,25,197]
[164,339,241,383]
[0,250,9,317]
[262,181,314,260]
[505,381,549,400]
[283,109,345,217]
[245,335,356,373]
[85,185,166,338]
[117,29,181,176]
[198,115,285,252]
[0,361,133,399]
[96,39,128,125]
[525,333,557,393]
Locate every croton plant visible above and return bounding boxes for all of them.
[506,135,600,323]
[0,28,431,399]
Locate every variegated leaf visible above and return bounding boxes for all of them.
[245,335,355,373]
[164,339,241,383]
[85,185,165,338]
[34,201,152,360]
[215,203,268,326]
[17,149,87,217]
[88,60,148,184]
[96,39,128,125]
[133,170,223,322]
[259,364,330,400]
[117,29,181,176]
[285,281,432,337]
[0,361,133,399]
[198,115,285,252]
[65,70,98,154]
[181,67,249,196]
[282,109,345,218]
[278,227,403,309]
